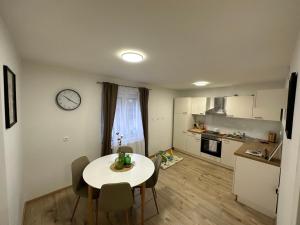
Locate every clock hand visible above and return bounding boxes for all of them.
[63,95,78,105]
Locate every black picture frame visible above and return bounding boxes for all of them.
[3,65,17,129]
[285,72,298,139]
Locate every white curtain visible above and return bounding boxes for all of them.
[111,86,145,154]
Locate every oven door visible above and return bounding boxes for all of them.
[201,137,222,157]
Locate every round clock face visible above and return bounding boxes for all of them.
[56,89,81,111]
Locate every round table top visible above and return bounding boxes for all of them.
[83,153,155,189]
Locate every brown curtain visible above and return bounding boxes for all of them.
[101,82,118,156]
[139,87,149,156]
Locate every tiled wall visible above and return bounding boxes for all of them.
[194,114,282,140]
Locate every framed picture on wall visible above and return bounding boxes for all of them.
[3,65,17,129]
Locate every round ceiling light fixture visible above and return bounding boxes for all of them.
[193,81,210,86]
[121,51,144,63]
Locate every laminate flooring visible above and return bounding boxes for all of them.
[23,151,275,225]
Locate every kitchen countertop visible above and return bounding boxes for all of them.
[188,128,206,134]
[187,128,281,167]
[234,140,281,167]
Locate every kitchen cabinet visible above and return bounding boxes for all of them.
[191,97,207,115]
[221,139,243,168]
[174,97,191,114]
[233,156,280,218]
[173,98,193,150]
[253,89,287,121]
[186,132,201,156]
[226,96,254,119]
[173,114,191,150]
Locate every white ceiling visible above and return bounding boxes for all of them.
[0,0,299,89]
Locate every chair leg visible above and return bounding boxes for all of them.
[71,196,80,221]
[132,189,135,202]
[125,210,130,225]
[95,199,99,225]
[153,187,157,199]
[152,187,159,214]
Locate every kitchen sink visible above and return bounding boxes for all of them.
[226,134,244,139]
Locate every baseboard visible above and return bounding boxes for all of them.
[25,185,71,205]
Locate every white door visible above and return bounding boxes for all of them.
[221,139,243,168]
[226,96,254,119]
[174,97,191,114]
[173,113,192,150]
[191,97,207,115]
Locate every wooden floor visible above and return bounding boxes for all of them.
[24,152,275,225]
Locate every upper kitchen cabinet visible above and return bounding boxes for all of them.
[191,97,207,115]
[174,97,191,114]
[253,89,287,121]
[226,96,254,119]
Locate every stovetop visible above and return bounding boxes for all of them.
[202,130,224,140]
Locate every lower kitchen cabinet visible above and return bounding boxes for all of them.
[174,131,201,156]
[186,133,201,156]
[221,139,243,168]
[233,156,280,218]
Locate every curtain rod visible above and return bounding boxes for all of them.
[96,81,151,90]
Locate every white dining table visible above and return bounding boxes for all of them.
[83,153,155,225]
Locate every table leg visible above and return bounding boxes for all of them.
[88,185,94,225]
[140,183,145,225]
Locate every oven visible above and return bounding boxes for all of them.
[201,134,222,158]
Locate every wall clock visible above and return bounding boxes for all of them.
[56,89,81,111]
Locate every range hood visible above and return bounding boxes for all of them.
[206,97,227,116]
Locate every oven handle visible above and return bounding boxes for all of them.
[201,138,222,142]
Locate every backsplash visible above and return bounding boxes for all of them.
[194,114,282,140]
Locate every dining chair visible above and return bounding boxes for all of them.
[134,155,162,214]
[117,146,133,153]
[100,182,134,225]
[71,156,99,222]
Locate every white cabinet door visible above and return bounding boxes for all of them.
[226,96,254,119]
[173,129,186,150]
[174,97,191,114]
[253,89,287,121]
[173,113,193,150]
[234,156,280,218]
[186,133,201,156]
[191,97,207,115]
[221,139,243,168]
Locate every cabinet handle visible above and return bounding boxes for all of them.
[254,116,263,119]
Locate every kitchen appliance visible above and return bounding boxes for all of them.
[201,131,222,157]
[206,97,227,116]
[286,72,298,139]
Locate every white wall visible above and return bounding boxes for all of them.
[277,32,300,225]
[22,61,176,200]
[0,17,23,225]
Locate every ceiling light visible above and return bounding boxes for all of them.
[193,81,210,86]
[121,51,144,63]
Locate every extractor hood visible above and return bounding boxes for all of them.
[206,97,227,115]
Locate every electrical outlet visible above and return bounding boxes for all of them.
[63,136,70,142]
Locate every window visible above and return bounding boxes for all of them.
[111,87,144,153]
